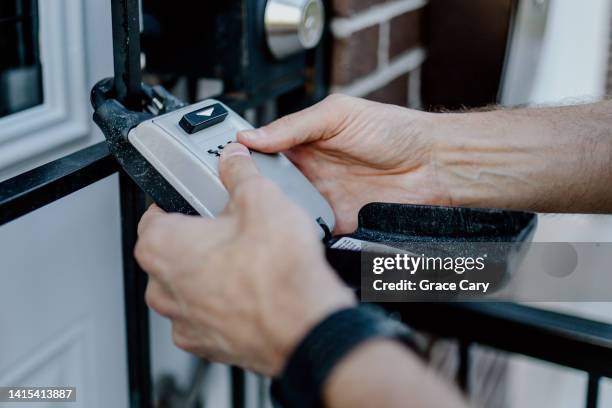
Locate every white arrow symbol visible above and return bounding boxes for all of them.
[197,108,215,117]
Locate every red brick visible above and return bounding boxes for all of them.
[333,0,387,17]
[365,73,409,106]
[331,25,379,86]
[389,9,423,60]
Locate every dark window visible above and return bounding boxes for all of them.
[0,0,43,118]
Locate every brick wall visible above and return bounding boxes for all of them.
[329,0,427,108]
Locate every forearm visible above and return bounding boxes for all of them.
[324,339,467,408]
[431,101,612,213]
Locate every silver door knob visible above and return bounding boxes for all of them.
[264,0,325,59]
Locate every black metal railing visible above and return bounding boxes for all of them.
[395,302,612,408]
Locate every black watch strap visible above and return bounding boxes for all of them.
[270,305,421,408]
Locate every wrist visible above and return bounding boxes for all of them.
[268,264,357,377]
[271,305,421,408]
[430,109,556,210]
[323,339,420,408]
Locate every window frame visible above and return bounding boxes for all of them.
[0,0,89,173]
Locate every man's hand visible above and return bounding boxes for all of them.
[240,95,612,218]
[135,143,355,376]
[238,94,449,234]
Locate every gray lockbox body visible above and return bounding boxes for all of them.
[128,99,335,238]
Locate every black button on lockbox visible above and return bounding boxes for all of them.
[179,104,228,134]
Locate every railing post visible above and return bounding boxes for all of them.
[458,340,471,393]
[231,366,246,408]
[119,171,152,408]
[110,0,142,110]
[586,374,600,408]
[110,1,152,406]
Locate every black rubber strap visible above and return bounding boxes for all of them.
[270,305,420,408]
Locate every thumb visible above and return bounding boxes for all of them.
[218,142,262,196]
[237,95,349,153]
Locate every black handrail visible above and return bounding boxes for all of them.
[0,142,115,226]
[396,303,612,377]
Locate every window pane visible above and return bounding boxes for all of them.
[0,0,43,118]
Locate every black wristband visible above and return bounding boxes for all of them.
[270,305,421,408]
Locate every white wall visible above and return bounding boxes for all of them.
[503,1,612,407]
[529,0,610,104]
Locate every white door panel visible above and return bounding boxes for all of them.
[0,175,129,407]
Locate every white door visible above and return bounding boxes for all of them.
[0,1,129,406]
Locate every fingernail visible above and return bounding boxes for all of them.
[238,128,265,141]
[221,143,251,159]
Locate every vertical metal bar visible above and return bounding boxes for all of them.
[457,341,471,393]
[586,374,600,408]
[231,367,246,408]
[111,0,142,110]
[120,171,152,408]
[111,0,150,405]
